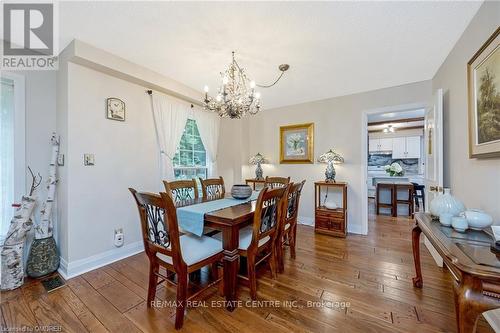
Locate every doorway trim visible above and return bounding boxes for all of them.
[360,102,427,235]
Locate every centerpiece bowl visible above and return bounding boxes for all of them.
[231,184,252,200]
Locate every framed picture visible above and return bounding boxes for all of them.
[468,27,500,158]
[106,97,126,121]
[280,123,314,163]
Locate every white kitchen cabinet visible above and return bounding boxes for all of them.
[379,138,393,151]
[369,138,393,152]
[392,136,421,159]
[405,136,421,158]
[369,138,380,153]
[391,137,407,159]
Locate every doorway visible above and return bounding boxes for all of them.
[360,103,427,235]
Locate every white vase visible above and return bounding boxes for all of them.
[429,188,465,218]
[464,209,493,230]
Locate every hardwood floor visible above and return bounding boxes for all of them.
[1,210,494,332]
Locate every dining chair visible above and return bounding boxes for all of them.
[163,179,199,203]
[276,180,305,273]
[129,188,223,330]
[264,176,291,189]
[199,176,225,198]
[214,186,287,299]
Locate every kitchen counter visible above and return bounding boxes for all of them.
[367,173,424,198]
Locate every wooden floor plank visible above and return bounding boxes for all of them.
[97,281,144,313]
[0,296,38,330]
[81,269,116,290]
[57,286,109,332]
[67,276,141,332]
[21,283,89,333]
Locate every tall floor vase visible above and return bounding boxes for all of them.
[26,236,59,278]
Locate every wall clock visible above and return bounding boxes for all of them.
[106,98,125,121]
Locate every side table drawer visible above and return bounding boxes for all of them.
[315,216,330,230]
[330,218,345,231]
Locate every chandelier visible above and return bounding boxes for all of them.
[203,51,289,119]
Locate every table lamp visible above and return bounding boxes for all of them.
[249,153,269,180]
[317,149,344,182]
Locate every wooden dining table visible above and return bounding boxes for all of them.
[177,194,257,311]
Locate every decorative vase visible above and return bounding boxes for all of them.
[464,209,493,230]
[231,185,252,200]
[325,161,336,182]
[451,215,468,233]
[429,188,465,219]
[26,236,60,278]
[255,162,263,180]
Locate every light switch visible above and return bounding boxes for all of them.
[84,154,95,166]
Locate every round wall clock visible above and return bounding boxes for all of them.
[106,98,125,121]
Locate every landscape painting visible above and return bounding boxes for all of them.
[280,123,314,163]
[476,46,499,144]
[468,28,500,158]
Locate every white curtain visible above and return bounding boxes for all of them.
[194,109,220,177]
[150,93,189,181]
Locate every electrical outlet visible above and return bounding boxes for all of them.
[114,228,124,247]
[84,154,95,166]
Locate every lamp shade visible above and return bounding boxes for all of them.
[317,149,344,164]
[249,152,269,165]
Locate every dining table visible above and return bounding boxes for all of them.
[176,194,258,311]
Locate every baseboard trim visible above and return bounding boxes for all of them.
[58,241,144,280]
[347,223,365,235]
[298,216,314,226]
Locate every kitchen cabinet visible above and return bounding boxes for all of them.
[392,136,421,159]
[391,137,406,158]
[369,138,393,152]
[405,136,421,158]
[379,138,393,151]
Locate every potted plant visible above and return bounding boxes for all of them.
[384,162,404,176]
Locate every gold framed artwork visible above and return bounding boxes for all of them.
[280,123,314,163]
[467,27,500,158]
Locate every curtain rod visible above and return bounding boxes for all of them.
[147,90,194,108]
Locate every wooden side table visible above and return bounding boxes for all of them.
[314,181,348,237]
[245,178,265,190]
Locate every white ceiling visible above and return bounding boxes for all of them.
[59,1,482,109]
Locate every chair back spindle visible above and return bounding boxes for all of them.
[163,179,199,203]
[250,187,287,250]
[200,177,225,198]
[264,176,290,189]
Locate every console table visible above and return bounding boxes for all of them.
[314,181,347,237]
[412,213,500,333]
[245,178,265,190]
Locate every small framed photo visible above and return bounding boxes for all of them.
[106,98,126,121]
[280,123,314,164]
[467,28,500,158]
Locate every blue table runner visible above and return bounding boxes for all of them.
[177,191,260,236]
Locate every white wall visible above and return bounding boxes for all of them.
[239,80,432,233]
[64,62,159,262]
[433,1,500,223]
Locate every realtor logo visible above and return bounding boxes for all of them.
[2,2,58,70]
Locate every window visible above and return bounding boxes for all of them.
[1,73,25,240]
[173,119,207,180]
